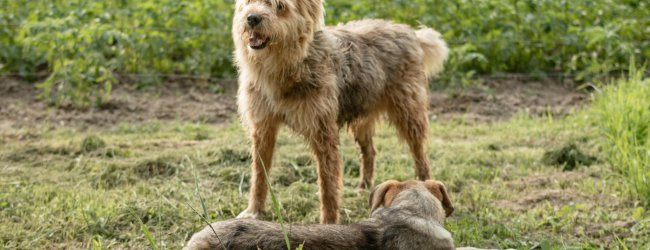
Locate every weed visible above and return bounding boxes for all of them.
[258,153,292,249]
[135,213,160,250]
[591,67,650,206]
[186,156,226,250]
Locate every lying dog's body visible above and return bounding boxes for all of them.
[185,180,455,250]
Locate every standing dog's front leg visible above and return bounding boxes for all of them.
[238,116,281,219]
[308,120,343,224]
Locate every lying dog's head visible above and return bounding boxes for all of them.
[232,0,324,57]
[369,180,454,217]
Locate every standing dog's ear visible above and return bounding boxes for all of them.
[424,180,454,217]
[368,180,400,214]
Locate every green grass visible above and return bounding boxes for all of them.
[591,69,650,206]
[1,113,649,249]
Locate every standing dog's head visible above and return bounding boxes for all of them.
[232,0,324,61]
[369,180,454,219]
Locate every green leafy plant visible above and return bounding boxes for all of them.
[2,0,649,106]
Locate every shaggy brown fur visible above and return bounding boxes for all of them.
[184,180,455,250]
[233,0,448,224]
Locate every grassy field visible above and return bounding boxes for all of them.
[2,109,649,249]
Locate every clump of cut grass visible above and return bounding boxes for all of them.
[276,155,317,186]
[216,148,251,165]
[542,143,596,171]
[81,135,107,153]
[133,156,179,179]
[91,164,135,189]
[100,147,132,158]
[591,66,650,205]
[343,158,360,177]
[6,145,73,162]
[194,131,212,141]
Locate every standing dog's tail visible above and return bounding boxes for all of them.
[416,28,449,78]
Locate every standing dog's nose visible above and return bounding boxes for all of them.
[247,14,262,27]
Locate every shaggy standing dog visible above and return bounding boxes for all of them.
[184,180,455,250]
[233,0,448,224]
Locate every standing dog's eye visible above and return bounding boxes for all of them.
[277,2,285,11]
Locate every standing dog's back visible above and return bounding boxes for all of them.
[326,19,448,125]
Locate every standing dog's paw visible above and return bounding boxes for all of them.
[356,182,373,192]
[236,209,260,219]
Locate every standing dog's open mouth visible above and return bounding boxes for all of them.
[249,32,269,50]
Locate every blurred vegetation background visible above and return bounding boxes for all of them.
[1,0,649,106]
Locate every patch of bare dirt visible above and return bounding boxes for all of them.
[581,220,637,239]
[493,188,623,212]
[494,171,622,211]
[493,171,641,247]
[430,78,588,121]
[1,76,588,128]
[0,77,237,128]
[505,171,588,190]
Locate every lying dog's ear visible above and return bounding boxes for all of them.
[424,180,454,217]
[369,180,400,214]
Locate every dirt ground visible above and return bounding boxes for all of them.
[429,78,588,121]
[0,77,587,127]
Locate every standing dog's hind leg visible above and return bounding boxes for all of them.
[387,86,431,181]
[350,119,377,190]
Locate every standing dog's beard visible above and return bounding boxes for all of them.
[232,0,324,65]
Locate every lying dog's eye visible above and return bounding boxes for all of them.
[277,2,285,11]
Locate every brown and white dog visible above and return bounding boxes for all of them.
[184,180,455,250]
[233,0,449,223]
